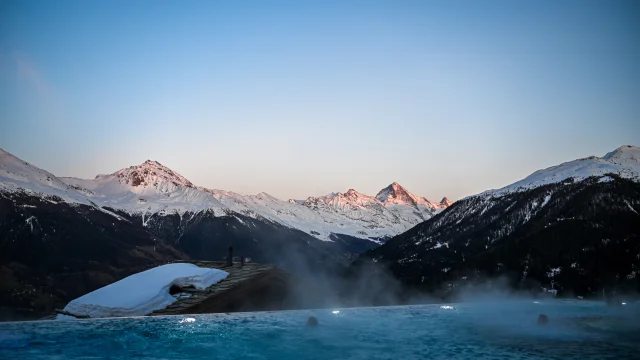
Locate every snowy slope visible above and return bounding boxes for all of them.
[0,149,92,205]
[56,160,448,241]
[208,187,443,241]
[60,160,227,217]
[1,149,450,242]
[61,263,228,318]
[482,145,640,197]
[375,182,447,220]
[294,188,435,240]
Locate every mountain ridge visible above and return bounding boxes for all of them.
[355,144,640,298]
[1,149,450,242]
[477,145,640,198]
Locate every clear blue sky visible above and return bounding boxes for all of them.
[1,0,638,200]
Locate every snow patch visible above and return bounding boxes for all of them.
[546,267,561,278]
[540,194,552,208]
[59,263,228,318]
[624,201,639,215]
[430,241,449,250]
[24,216,39,233]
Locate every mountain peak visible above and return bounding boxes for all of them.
[112,160,195,189]
[440,197,452,207]
[603,145,640,165]
[376,182,417,205]
[481,144,640,197]
[342,188,372,200]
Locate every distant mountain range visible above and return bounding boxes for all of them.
[1,150,449,242]
[0,149,448,319]
[3,145,639,318]
[356,145,640,299]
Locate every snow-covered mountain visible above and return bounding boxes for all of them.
[357,145,640,298]
[0,149,92,205]
[286,186,442,241]
[1,150,449,242]
[60,160,228,217]
[483,145,640,197]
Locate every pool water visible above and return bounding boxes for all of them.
[1,300,638,360]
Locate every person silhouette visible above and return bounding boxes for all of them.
[537,314,549,326]
[307,316,318,327]
[226,246,233,266]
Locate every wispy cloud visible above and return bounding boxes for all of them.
[11,52,66,129]
[14,52,56,100]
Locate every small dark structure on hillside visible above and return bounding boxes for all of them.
[226,246,234,266]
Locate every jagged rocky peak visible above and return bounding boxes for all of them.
[345,188,361,197]
[440,197,452,207]
[339,188,378,203]
[376,182,418,205]
[112,159,195,188]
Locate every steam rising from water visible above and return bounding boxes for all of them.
[1,301,639,359]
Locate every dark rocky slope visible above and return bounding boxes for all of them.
[0,192,378,320]
[0,192,186,320]
[122,208,373,275]
[355,175,640,299]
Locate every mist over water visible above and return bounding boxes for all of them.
[1,300,638,360]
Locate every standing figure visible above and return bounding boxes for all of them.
[226,246,234,266]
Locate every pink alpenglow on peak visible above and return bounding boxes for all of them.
[375,182,447,208]
[111,160,196,189]
[0,148,451,243]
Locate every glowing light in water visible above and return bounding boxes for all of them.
[332,310,340,314]
[622,302,627,305]
[440,305,454,310]
[180,318,196,323]
[533,301,541,304]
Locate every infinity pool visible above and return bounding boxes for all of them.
[1,300,638,359]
